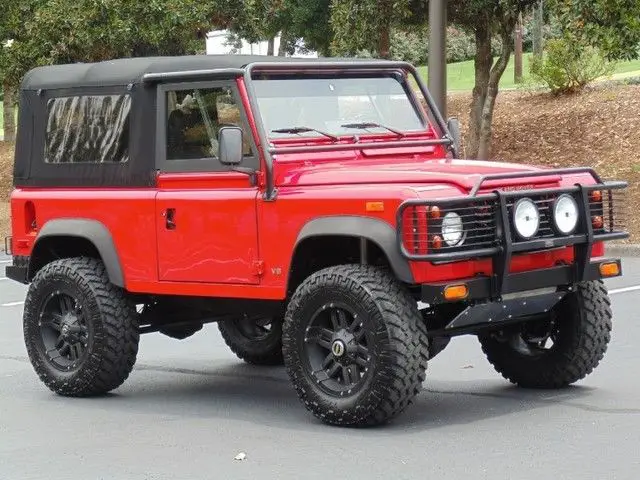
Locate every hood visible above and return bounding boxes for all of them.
[275,158,564,194]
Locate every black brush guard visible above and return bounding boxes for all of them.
[397,168,628,334]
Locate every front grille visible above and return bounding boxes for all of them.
[398,182,628,261]
[589,188,627,235]
[434,200,498,253]
[400,198,499,258]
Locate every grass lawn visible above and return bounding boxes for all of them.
[417,53,640,91]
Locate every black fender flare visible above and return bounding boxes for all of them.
[31,219,125,287]
[294,216,414,284]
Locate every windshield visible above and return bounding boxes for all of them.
[252,74,427,138]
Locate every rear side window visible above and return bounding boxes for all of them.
[44,94,131,164]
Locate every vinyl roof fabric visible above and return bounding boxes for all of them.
[20,54,376,90]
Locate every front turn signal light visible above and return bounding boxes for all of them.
[592,216,604,229]
[365,201,384,212]
[599,262,620,277]
[444,284,469,301]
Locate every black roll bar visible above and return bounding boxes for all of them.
[243,60,457,201]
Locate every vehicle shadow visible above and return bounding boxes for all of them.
[71,360,600,436]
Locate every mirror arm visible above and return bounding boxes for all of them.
[231,166,258,186]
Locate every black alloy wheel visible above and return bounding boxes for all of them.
[283,264,429,427]
[303,302,371,396]
[37,291,90,371]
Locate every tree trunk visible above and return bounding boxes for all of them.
[467,24,493,159]
[378,22,391,59]
[514,13,523,83]
[533,0,544,57]
[267,37,275,56]
[477,26,515,160]
[277,30,289,56]
[2,82,16,143]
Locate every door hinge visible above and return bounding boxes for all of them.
[252,260,265,277]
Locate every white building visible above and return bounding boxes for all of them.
[205,30,317,57]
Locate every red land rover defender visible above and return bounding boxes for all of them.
[4,55,628,426]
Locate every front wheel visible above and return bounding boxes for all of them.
[479,280,612,388]
[282,265,429,427]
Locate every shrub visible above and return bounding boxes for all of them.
[530,37,615,94]
[390,29,427,65]
[446,28,475,63]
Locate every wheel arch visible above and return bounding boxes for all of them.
[29,219,125,287]
[287,216,414,293]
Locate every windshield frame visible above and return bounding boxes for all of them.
[242,60,455,201]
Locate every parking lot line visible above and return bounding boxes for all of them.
[2,301,24,307]
[609,285,640,295]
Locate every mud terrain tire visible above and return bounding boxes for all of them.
[23,257,139,396]
[218,316,284,365]
[479,281,612,388]
[282,265,429,426]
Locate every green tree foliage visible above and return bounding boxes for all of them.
[330,0,413,58]
[3,0,216,89]
[286,0,333,55]
[222,0,332,56]
[551,0,640,61]
[1,1,43,141]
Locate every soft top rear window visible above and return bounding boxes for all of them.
[44,94,131,164]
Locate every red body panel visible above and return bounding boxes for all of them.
[155,173,259,284]
[8,76,606,300]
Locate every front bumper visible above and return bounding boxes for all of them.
[421,258,621,305]
[420,258,621,337]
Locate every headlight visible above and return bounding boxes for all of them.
[553,194,579,235]
[442,212,464,246]
[513,198,540,239]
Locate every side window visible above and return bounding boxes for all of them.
[165,86,253,162]
[44,94,131,164]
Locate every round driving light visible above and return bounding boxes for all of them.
[553,194,579,235]
[513,198,540,239]
[441,212,464,246]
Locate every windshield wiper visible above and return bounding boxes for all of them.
[340,122,405,137]
[271,126,339,142]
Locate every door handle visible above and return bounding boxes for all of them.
[164,208,176,230]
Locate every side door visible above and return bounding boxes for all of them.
[155,80,261,284]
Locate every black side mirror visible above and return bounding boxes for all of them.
[446,117,461,157]
[218,126,243,166]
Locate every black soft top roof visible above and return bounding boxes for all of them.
[20,54,383,91]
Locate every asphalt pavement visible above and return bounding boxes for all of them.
[1,254,640,480]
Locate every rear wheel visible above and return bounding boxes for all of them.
[479,281,612,388]
[218,315,284,365]
[282,265,429,426]
[23,257,140,396]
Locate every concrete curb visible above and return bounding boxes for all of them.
[606,243,640,257]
